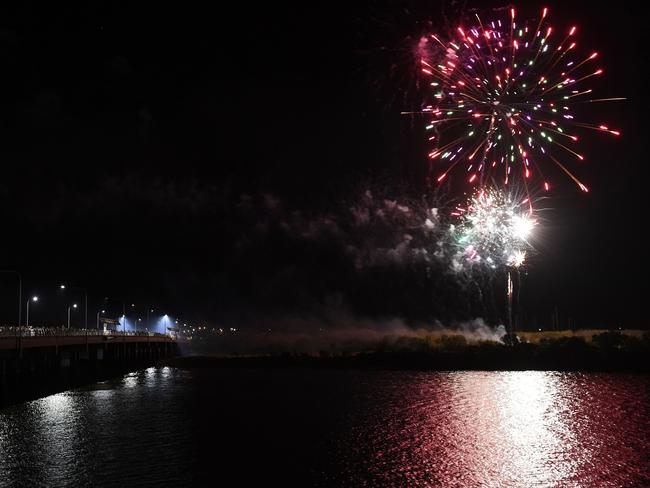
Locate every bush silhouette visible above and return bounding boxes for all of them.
[592,331,625,350]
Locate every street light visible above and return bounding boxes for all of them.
[104,297,127,333]
[146,308,154,329]
[162,314,169,334]
[96,309,106,330]
[67,303,78,329]
[26,296,38,327]
[60,284,88,330]
[127,303,141,332]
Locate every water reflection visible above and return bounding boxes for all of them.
[39,392,75,420]
[0,367,196,487]
[1,369,649,487]
[339,371,650,487]
[35,393,83,485]
[122,373,138,389]
[447,372,580,486]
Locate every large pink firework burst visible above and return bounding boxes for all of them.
[406,7,623,196]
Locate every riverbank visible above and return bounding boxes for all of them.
[171,330,650,372]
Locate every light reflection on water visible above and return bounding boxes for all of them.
[327,371,650,487]
[0,368,196,487]
[1,369,649,487]
[451,372,578,485]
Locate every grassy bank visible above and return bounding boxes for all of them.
[517,329,646,343]
[172,330,650,372]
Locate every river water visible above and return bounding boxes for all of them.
[1,368,649,487]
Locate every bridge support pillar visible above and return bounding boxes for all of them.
[59,351,71,369]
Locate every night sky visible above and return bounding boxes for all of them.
[0,1,648,330]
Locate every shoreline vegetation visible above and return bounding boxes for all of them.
[172,330,650,372]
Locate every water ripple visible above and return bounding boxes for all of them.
[1,369,649,487]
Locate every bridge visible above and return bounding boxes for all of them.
[0,328,178,386]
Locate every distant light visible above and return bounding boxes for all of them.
[73,304,78,308]
[101,310,105,313]
[60,285,66,289]
[32,296,39,302]
[131,303,135,307]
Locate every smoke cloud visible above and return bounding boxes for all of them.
[187,313,507,356]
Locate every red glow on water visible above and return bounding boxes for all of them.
[335,372,650,487]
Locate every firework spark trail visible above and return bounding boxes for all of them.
[451,187,536,270]
[405,7,622,196]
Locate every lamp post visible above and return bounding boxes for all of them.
[96,309,105,330]
[146,308,154,329]
[134,318,141,333]
[0,270,22,329]
[128,303,136,333]
[60,284,88,330]
[26,296,38,327]
[67,303,78,329]
[102,297,128,333]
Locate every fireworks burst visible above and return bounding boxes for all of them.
[405,6,622,194]
[452,187,536,269]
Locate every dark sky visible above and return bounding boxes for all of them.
[0,1,648,329]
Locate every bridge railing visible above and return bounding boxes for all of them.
[0,327,173,339]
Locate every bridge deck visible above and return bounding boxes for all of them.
[0,334,175,350]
